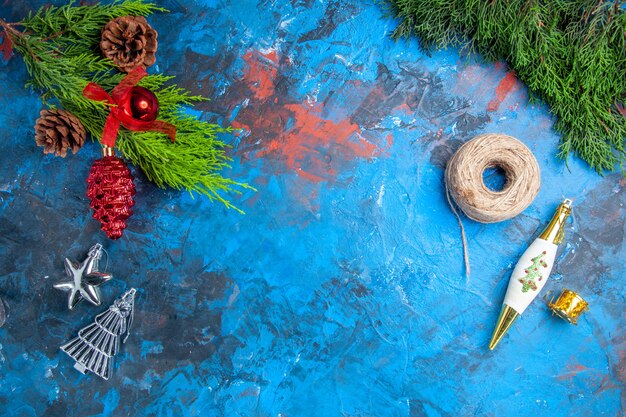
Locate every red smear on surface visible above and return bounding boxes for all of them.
[395,103,413,115]
[243,50,278,100]
[258,103,382,182]
[487,71,518,112]
[556,363,594,381]
[617,349,626,381]
[233,49,392,183]
[0,33,13,61]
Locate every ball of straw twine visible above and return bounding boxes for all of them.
[445,133,540,223]
[445,133,541,276]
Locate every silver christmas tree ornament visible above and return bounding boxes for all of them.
[54,243,113,310]
[61,288,136,380]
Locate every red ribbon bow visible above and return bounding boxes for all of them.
[83,67,176,148]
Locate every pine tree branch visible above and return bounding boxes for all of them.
[386,0,626,174]
[3,0,252,211]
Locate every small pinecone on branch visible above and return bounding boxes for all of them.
[100,16,158,73]
[35,109,86,157]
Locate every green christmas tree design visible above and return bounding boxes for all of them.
[518,251,548,293]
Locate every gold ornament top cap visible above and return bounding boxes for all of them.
[539,198,572,245]
[548,288,588,324]
[101,146,115,157]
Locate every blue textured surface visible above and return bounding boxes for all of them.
[1,1,625,416]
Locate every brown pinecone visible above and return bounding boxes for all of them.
[35,109,86,158]
[100,16,158,73]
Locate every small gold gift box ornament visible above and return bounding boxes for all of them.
[548,289,589,324]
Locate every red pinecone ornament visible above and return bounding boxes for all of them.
[86,154,136,239]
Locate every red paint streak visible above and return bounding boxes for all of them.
[384,134,394,150]
[395,102,413,114]
[487,71,518,112]
[243,50,278,100]
[617,349,626,381]
[258,104,380,182]
[0,33,13,61]
[556,363,595,381]
[231,120,250,132]
[234,49,392,184]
